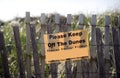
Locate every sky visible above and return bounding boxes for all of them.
[0,0,120,21]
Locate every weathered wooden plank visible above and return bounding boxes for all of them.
[0,31,10,78]
[49,14,60,78]
[80,14,89,78]
[65,59,72,78]
[40,13,46,78]
[104,16,110,59]
[118,17,120,78]
[76,14,85,78]
[118,16,120,51]
[55,13,60,33]
[66,14,72,31]
[50,63,58,78]
[30,24,41,78]
[90,15,97,58]
[25,12,32,78]
[13,26,26,78]
[81,58,89,78]
[89,15,98,78]
[118,16,120,26]
[104,16,111,78]
[112,27,120,78]
[96,28,105,78]
[78,14,84,29]
[77,14,89,78]
[65,14,72,78]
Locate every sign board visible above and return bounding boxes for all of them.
[44,30,89,63]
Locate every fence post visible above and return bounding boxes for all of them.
[104,16,111,78]
[65,14,72,78]
[13,26,26,78]
[40,13,46,78]
[55,13,60,33]
[112,27,120,78]
[104,16,110,59]
[0,31,10,78]
[76,14,85,78]
[49,14,60,78]
[90,15,97,58]
[89,15,98,78]
[96,28,105,78]
[30,24,41,78]
[25,12,32,78]
[118,16,120,51]
[77,14,89,78]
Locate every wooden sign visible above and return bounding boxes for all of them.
[44,30,89,63]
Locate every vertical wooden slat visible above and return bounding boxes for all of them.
[104,16,110,59]
[78,15,89,78]
[118,16,120,51]
[96,28,105,78]
[49,14,60,78]
[76,14,89,78]
[25,12,32,78]
[91,15,97,58]
[0,31,10,78]
[89,15,98,78]
[30,24,41,78]
[104,16,111,78]
[118,16,120,77]
[13,26,26,78]
[50,63,58,78]
[78,14,84,29]
[112,27,120,78]
[76,14,84,78]
[66,14,72,31]
[65,59,72,78]
[55,13,60,32]
[40,13,46,78]
[118,17,120,78]
[65,14,72,78]
[118,16,120,26]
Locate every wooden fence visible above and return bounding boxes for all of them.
[0,12,120,78]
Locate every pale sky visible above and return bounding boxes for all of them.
[0,0,120,21]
